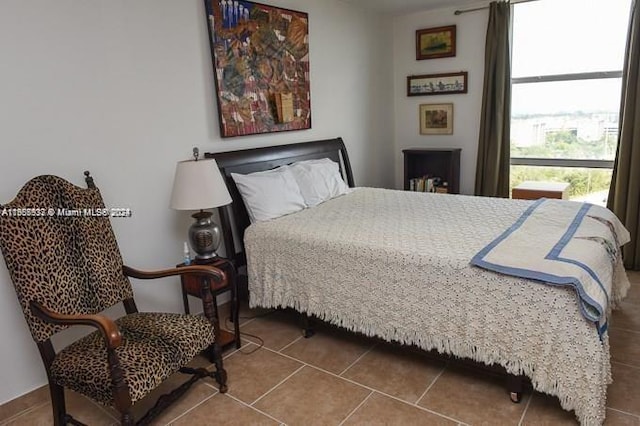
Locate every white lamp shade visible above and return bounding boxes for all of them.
[170,158,232,210]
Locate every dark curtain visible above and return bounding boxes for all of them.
[608,0,640,270]
[475,1,511,198]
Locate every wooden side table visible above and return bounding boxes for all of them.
[178,257,241,350]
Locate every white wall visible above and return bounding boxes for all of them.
[393,5,488,194]
[0,0,393,404]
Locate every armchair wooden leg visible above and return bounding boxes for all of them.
[108,349,134,425]
[48,382,67,426]
[210,341,228,393]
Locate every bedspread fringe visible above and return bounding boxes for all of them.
[251,292,611,426]
[610,258,631,310]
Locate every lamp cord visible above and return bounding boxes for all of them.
[224,309,277,355]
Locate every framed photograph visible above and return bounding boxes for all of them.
[204,0,311,138]
[416,25,456,60]
[407,71,467,96]
[420,103,453,135]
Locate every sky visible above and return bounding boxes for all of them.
[511,0,631,115]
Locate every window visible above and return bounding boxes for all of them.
[510,0,631,204]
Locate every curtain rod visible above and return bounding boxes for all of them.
[454,0,539,15]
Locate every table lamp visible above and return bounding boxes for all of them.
[170,148,232,260]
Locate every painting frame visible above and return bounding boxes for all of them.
[204,0,311,138]
[416,25,456,60]
[407,71,468,96]
[420,103,453,135]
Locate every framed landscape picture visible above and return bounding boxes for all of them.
[416,25,456,60]
[204,0,311,138]
[420,103,453,135]
[407,71,468,96]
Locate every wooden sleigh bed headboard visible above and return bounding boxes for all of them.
[205,137,355,268]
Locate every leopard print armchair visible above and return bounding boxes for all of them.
[0,173,228,426]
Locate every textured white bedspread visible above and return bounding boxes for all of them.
[245,188,630,425]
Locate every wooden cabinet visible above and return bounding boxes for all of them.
[403,148,461,194]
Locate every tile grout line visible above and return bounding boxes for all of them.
[388,390,465,425]
[163,389,219,425]
[338,343,377,377]
[277,335,304,352]
[222,340,258,360]
[259,345,466,425]
[235,307,282,332]
[240,342,640,424]
[111,340,276,425]
[611,360,640,370]
[414,360,448,405]
[203,342,261,390]
[0,400,50,425]
[249,364,306,407]
[224,392,286,425]
[337,390,374,426]
[607,406,640,419]
[85,397,120,423]
[237,315,257,328]
[516,390,534,426]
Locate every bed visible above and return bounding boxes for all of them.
[205,137,630,425]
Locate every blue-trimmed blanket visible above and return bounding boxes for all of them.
[471,198,630,327]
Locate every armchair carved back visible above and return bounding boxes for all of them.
[0,174,133,342]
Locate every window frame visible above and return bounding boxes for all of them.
[510,71,621,169]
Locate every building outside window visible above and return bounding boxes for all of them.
[510,0,631,205]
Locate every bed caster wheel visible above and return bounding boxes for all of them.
[302,328,315,338]
[510,391,522,403]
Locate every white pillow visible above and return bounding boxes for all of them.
[231,166,306,223]
[289,158,349,207]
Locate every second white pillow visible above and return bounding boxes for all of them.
[289,158,349,207]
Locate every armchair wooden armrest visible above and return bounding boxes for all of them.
[30,301,122,350]
[123,264,226,328]
[122,265,227,290]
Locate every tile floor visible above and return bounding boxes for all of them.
[1,271,640,425]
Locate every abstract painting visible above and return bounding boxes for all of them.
[204,0,311,137]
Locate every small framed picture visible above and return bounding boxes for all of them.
[420,103,453,135]
[416,25,456,60]
[407,71,468,96]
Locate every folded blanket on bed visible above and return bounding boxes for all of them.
[471,198,630,326]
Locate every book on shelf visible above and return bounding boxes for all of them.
[409,176,448,193]
[409,176,433,192]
